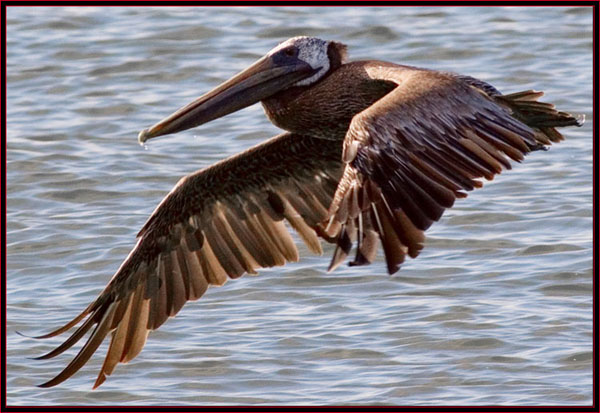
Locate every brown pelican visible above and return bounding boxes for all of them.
[33,36,583,388]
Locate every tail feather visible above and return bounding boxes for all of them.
[497,90,584,145]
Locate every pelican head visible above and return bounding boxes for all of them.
[138,36,347,143]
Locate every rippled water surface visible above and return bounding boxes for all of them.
[6,6,593,406]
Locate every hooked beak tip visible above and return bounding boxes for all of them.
[137,128,151,145]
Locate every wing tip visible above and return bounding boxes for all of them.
[16,330,34,339]
[93,374,106,390]
[37,375,62,389]
[326,259,342,273]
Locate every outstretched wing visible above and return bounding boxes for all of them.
[326,62,582,274]
[36,132,343,388]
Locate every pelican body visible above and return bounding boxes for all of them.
[34,36,582,388]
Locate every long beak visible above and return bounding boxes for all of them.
[138,54,316,143]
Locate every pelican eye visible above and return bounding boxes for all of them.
[283,46,298,57]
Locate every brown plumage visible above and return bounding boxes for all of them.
[32,36,583,388]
